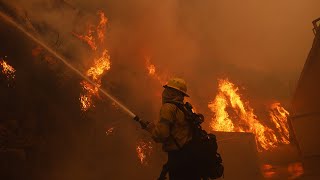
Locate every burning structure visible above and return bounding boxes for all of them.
[291,18,320,179]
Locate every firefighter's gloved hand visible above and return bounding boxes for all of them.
[134,116,150,129]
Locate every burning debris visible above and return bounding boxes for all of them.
[0,58,15,80]
[209,79,290,151]
[136,140,153,165]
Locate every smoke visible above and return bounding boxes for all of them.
[1,0,320,179]
[7,0,320,105]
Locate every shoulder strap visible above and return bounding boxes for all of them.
[165,101,190,150]
[165,101,188,116]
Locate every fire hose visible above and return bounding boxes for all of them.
[0,11,144,123]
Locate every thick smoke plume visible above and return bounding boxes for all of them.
[0,0,320,179]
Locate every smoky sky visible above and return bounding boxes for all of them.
[5,0,320,115]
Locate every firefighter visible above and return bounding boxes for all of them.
[135,78,201,180]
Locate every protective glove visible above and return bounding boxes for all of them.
[133,116,150,129]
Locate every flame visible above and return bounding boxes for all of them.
[209,79,290,151]
[288,162,304,179]
[80,94,92,111]
[136,140,153,165]
[97,11,108,43]
[73,11,108,50]
[269,102,290,144]
[80,49,111,111]
[79,81,99,111]
[86,49,111,81]
[73,25,97,51]
[0,59,16,80]
[145,56,167,85]
[76,11,111,111]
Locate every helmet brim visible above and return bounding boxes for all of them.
[163,85,190,97]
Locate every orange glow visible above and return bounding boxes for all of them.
[0,59,16,80]
[288,162,304,179]
[262,164,276,178]
[31,46,56,65]
[209,79,290,151]
[31,46,42,57]
[136,140,153,165]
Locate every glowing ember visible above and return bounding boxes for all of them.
[106,127,115,135]
[0,59,16,80]
[209,79,290,151]
[288,162,304,179]
[136,140,153,165]
[80,94,92,112]
[269,102,290,145]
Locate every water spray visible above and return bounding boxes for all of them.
[0,11,136,118]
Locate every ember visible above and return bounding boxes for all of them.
[106,127,115,136]
[136,140,153,165]
[0,58,15,80]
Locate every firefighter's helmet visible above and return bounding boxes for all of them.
[163,78,189,97]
